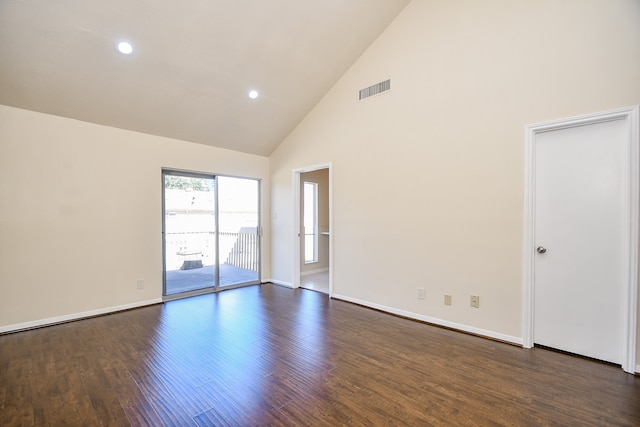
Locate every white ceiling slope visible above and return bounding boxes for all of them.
[0,0,410,156]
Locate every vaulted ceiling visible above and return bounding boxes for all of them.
[0,0,410,156]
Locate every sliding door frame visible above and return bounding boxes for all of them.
[162,168,261,300]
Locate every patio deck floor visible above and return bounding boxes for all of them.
[165,263,258,295]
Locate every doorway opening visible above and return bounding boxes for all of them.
[294,163,332,295]
[162,169,261,298]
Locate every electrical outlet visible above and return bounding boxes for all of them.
[417,288,425,300]
[444,295,452,306]
[137,279,145,290]
[470,295,480,308]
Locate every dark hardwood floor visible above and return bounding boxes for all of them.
[1,284,639,426]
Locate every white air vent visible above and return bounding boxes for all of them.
[359,79,391,100]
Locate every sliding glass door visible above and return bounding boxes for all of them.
[218,176,260,288]
[163,170,260,297]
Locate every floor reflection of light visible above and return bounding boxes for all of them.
[131,285,336,419]
[288,290,329,373]
[147,286,271,412]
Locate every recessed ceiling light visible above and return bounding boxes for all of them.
[248,90,259,99]
[116,40,134,55]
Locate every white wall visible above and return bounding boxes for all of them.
[270,0,640,345]
[0,105,269,331]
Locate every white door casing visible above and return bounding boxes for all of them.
[523,106,639,374]
[293,162,333,294]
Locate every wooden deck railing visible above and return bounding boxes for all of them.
[220,227,259,271]
[166,227,258,271]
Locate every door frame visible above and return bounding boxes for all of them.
[293,162,332,294]
[162,168,262,300]
[522,106,639,373]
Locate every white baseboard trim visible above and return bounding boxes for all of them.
[301,268,329,276]
[268,279,295,288]
[0,298,163,334]
[331,293,523,346]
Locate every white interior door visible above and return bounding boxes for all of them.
[533,118,628,364]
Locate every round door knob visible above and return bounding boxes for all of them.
[536,246,547,254]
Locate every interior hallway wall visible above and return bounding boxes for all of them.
[0,105,269,331]
[269,0,640,350]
